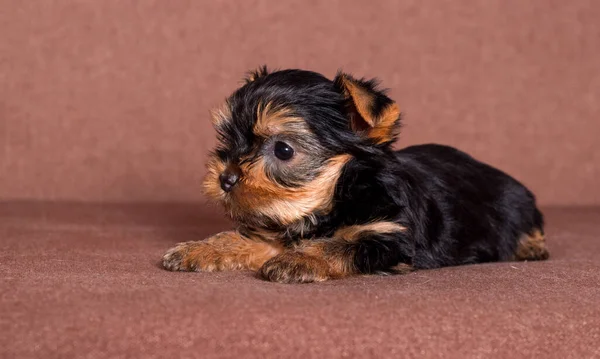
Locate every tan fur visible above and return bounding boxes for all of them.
[339,75,401,144]
[246,72,260,82]
[250,154,351,225]
[162,231,283,272]
[290,221,409,280]
[515,229,549,261]
[341,77,378,127]
[296,240,351,278]
[368,102,401,144]
[245,66,269,83]
[253,102,309,137]
[205,153,351,226]
[334,221,406,240]
[210,102,232,128]
[204,99,350,226]
[259,251,330,283]
[203,154,227,202]
[390,263,414,274]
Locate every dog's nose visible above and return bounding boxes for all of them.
[219,167,241,192]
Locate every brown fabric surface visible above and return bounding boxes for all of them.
[1,202,599,359]
[1,0,599,205]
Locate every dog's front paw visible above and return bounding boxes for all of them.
[163,241,200,271]
[162,240,222,272]
[258,252,330,284]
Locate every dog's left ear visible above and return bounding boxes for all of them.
[333,72,401,145]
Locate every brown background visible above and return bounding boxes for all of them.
[1,0,599,205]
[2,3,600,358]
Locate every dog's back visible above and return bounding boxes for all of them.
[394,143,547,268]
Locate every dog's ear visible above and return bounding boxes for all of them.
[244,65,270,84]
[333,72,401,145]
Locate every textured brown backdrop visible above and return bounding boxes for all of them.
[1,0,599,205]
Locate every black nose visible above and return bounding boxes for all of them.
[219,168,240,192]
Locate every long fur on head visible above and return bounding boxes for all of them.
[205,68,402,233]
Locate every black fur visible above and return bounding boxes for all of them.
[215,67,545,273]
[336,144,544,270]
[352,231,414,273]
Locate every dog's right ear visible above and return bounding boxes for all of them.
[243,65,270,84]
[333,72,401,145]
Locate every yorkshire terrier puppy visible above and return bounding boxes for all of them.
[162,66,549,283]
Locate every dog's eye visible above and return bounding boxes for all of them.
[274,141,294,161]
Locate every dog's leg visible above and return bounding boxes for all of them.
[258,222,414,283]
[162,231,283,272]
[514,229,549,261]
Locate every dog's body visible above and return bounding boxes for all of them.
[336,143,546,270]
[163,67,548,283]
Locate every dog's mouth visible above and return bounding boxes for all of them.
[213,188,285,228]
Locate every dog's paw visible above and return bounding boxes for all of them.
[162,241,223,272]
[258,252,330,284]
[515,229,550,261]
[163,241,200,271]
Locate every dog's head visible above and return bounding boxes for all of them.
[204,66,401,228]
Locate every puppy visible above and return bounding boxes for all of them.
[162,66,549,283]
